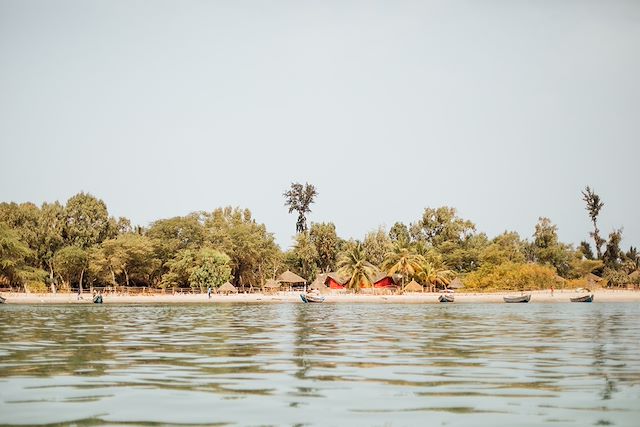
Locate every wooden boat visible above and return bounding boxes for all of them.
[93,295,103,304]
[570,294,594,303]
[0,295,6,304]
[503,294,531,303]
[300,293,325,303]
[438,294,454,303]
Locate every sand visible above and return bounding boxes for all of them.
[1,289,639,304]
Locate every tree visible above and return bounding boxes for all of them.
[309,222,340,272]
[464,262,557,292]
[283,182,317,233]
[530,217,572,277]
[579,241,595,260]
[53,246,89,292]
[382,241,426,286]
[0,222,32,288]
[189,248,232,292]
[204,207,279,287]
[363,227,391,268]
[602,229,623,269]
[389,222,410,245]
[64,192,112,248]
[91,234,159,287]
[410,207,476,247]
[479,232,525,266]
[36,202,65,291]
[582,186,605,259]
[419,262,453,292]
[287,232,319,282]
[337,242,377,292]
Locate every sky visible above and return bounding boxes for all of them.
[1,0,639,250]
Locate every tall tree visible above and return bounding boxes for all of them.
[410,206,476,247]
[287,232,319,282]
[363,227,391,268]
[0,222,32,288]
[337,242,377,292]
[283,182,317,233]
[309,222,340,272]
[602,229,623,269]
[189,248,232,292]
[389,222,410,245]
[582,186,605,259]
[64,192,112,248]
[53,246,89,292]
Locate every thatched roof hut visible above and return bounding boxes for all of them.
[309,275,328,290]
[629,270,640,281]
[584,273,604,286]
[219,281,237,294]
[449,277,464,289]
[403,279,423,293]
[277,270,306,284]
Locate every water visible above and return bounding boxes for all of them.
[1,303,639,426]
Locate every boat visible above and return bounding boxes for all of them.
[503,294,531,303]
[0,295,6,304]
[300,293,325,303]
[570,294,594,303]
[93,295,103,304]
[438,294,454,303]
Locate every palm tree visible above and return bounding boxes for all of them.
[382,242,426,287]
[420,262,453,292]
[337,242,377,292]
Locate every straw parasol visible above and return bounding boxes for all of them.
[448,278,464,289]
[403,279,423,293]
[218,281,237,294]
[310,274,328,290]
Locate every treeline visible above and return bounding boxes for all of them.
[1,189,638,293]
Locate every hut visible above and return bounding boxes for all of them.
[263,279,282,293]
[403,279,424,293]
[373,272,398,289]
[277,270,307,291]
[584,273,604,288]
[449,278,464,290]
[218,281,237,295]
[324,272,347,289]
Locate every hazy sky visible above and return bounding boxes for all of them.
[1,0,639,249]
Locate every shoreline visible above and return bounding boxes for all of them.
[1,289,639,304]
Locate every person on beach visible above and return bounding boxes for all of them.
[550,285,554,296]
[207,285,212,299]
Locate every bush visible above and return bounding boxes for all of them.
[464,262,557,292]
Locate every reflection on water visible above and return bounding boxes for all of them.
[1,303,639,426]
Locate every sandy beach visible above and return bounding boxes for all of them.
[2,289,639,304]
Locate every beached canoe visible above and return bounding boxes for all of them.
[570,294,594,303]
[300,293,325,303]
[439,294,454,303]
[93,295,103,304]
[503,294,531,303]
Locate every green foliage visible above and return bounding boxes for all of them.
[382,241,426,285]
[283,182,317,233]
[287,232,319,282]
[53,246,88,290]
[203,207,279,287]
[309,222,340,272]
[189,248,232,292]
[0,222,32,287]
[410,207,476,247]
[480,232,525,266]
[603,267,628,287]
[389,222,410,244]
[529,217,573,277]
[603,229,623,269]
[363,227,391,268]
[91,234,159,287]
[64,192,112,248]
[337,241,377,292]
[465,262,557,292]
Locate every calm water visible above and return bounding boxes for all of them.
[1,303,639,426]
